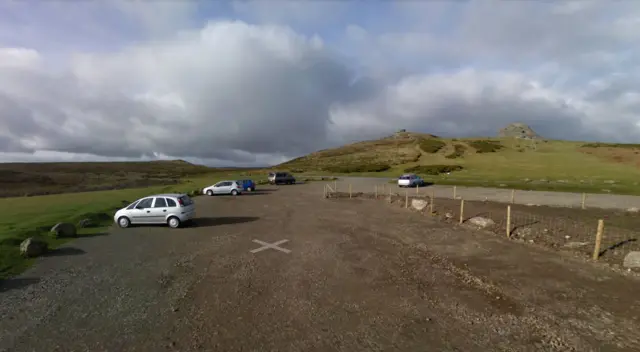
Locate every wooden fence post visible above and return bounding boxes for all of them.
[459,199,465,224]
[453,186,457,199]
[592,219,605,260]
[416,183,419,194]
[506,205,511,238]
[510,189,515,204]
[405,189,408,208]
[430,188,435,214]
[323,184,327,198]
[349,184,352,198]
[581,193,586,210]
[375,185,378,199]
[334,180,337,193]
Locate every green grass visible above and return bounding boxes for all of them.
[291,134,640,196]
[418,138,447,153]
[0,172,250,279]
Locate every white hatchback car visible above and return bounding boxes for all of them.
[114,193,195,229]
[397,173,424,188]
[202,180,243,196]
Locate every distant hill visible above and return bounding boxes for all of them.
[276,127,640,194]
[0,160,216,198]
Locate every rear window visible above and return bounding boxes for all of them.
[400,176,410,180]
[179,195,193,206]
[166,198,177,207]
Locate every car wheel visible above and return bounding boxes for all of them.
[117,216,130,228]
[250,187,255,191]
[167,216,181,228]
[231,189,238,196]
[247,187,253,192]
[206,190,213,196]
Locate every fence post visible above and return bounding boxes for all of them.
[349,184,352,198]
[405,189,408,208]
[506,205,511,238]
[510,189,515,204]
[581,193,586,210]
[459,199,465,224]
[323,184,327,198]
[416,183,419,194]
[375,185,378,199]
[430,188,435,214]
[592,219,605,261]
[453,186,457,199]
[334,180,338,193]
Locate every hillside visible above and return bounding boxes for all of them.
[278,131,640,195]
[0,160,218,197]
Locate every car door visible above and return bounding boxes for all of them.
[214,181,230,194]
[130,197,154,224]
[148,197,169,223]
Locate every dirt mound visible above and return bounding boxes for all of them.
[498,123,541,139]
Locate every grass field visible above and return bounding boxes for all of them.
[280,132,640,195]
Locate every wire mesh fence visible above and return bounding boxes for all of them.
[323,183,640,266]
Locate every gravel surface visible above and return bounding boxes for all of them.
[1,184,640,351]
[331,177,640,210]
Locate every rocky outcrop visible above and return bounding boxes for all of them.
[498,123,541,140]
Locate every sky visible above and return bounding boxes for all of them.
[1,0,640,166]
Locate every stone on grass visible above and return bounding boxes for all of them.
[467,216,495,228]
[626,207,640,213]
[20,237,48,257]
[50,222,77,238]
[411,199,429,211]
[623,252,640,268]
[77,218,93,228]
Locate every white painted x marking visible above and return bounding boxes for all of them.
[250,239,291,254]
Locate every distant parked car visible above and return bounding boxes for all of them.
[397,173,424,188]
[114,193,195,229]
[268,172,296,185]
[238,179,256,192]
[202,180,243,196]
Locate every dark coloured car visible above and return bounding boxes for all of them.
[268,172,296,185]
[238,179,256,192]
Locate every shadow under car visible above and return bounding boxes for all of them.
[187,216,259,228]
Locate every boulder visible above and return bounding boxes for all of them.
[20,237,48,257]
[623,252,640,268]
[411,199,429,211]
[627,207,640,213]
[50,222,77,238]
[468,216,495,228]
[77,218,93,228]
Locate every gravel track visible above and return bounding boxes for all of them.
[330,177,640,210]
[1,184,640,351]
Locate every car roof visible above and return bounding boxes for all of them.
[401,173,417,177]
[147,193,185,198]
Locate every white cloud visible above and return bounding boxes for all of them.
[1,1,640,165]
